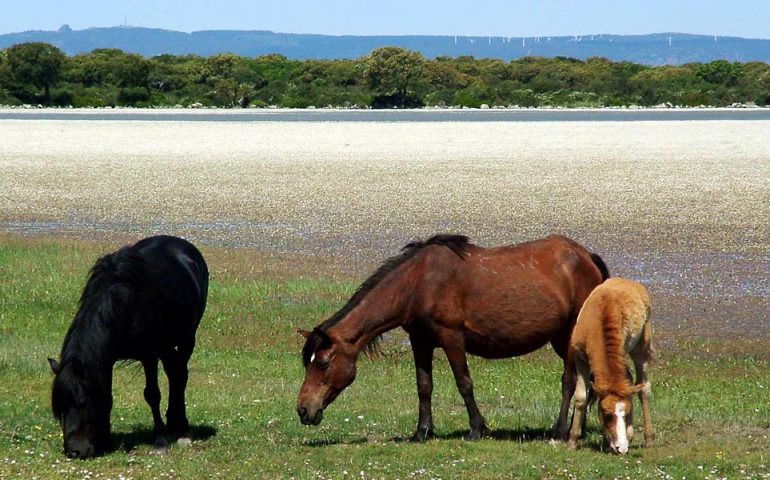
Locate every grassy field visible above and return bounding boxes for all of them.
[1,235,768,479]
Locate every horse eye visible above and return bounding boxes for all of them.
[317,359,330,369]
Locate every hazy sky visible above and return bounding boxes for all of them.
[2,0,769,39]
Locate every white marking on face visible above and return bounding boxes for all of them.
[310,353,316,363]
[614,402,629,454]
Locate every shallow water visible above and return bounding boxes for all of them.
[2,107,770,123]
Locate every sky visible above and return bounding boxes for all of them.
[1,0,769,39]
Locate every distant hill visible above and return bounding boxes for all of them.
[2,26,770,65]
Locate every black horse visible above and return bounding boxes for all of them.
[48,235,208,458]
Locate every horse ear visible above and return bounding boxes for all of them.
[629,384,646,394]
[590,381,608,397]
[313,328,332,348]
[297,329,312,339]
[48,357,60,375]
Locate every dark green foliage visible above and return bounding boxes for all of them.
[364,47,427,107]
[3,42,66,104]
[1,42,768,108]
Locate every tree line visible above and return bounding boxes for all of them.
[1,42,769,108]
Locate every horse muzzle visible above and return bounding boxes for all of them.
[65,441,96,459]
[297,406,324,426]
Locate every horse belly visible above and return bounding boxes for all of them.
[463,314,563,359]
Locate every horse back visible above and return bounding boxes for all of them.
[572,278,650,356]
[464,235,605,309]
[410,235,605,358]
[123,236,209,353]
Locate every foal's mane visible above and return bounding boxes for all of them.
[60,246,148,365]
[302,234,470,366]
[594,302,633,397]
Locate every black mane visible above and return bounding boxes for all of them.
[60,246,148,366]
[302,234,470,366]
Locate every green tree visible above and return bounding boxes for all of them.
[363,47,426,107]
[66,49,150,88]
[697,60,743,86]
[6,42,66,104]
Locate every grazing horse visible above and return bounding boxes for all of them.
[297,234,608,441]
[567,277,654,454]
[48,235,208,458]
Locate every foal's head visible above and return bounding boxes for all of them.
[49,358,111,459]
[596,385,644,454]
[296,329,358,425]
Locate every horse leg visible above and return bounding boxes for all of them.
[142,359,169,449]
[442,335,488,440]
[551,337,577,441]
[409,333,435,442]
[631,324,654,447]
[161,339,194,442]
[568,357,591,449]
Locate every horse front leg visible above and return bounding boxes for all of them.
[142,359,169,449]
[442,335,488,440]
[568,358,591,449]
[410,333,435,442]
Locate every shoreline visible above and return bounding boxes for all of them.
[1,105,768,114]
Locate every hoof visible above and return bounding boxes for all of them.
[466,424,489,441]
[566,440,578,450]
[177,437,192,448]
[409,428,434,443]
[151,445,169,455]
[152,434,170,453]
[551,428,569,442]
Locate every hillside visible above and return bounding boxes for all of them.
[2,26,770,65]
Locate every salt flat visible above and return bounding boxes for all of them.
[1,119,768,339]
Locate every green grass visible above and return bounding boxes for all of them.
[1,236,769,479]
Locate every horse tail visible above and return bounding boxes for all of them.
[590,252,610,281]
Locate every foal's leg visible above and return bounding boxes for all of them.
[441,333,488,440]
[409,333,435,442]
[631,323,654,447]
[161,339,194,441]
[568,358,591,449]
[142,359,169,449]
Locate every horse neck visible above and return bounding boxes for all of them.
[327,259,420,351]
[585,313,631,395]
[61,309,121,380]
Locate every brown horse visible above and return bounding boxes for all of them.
[567,278,654,454]
[297,234,609,441]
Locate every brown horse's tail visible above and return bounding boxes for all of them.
[590,252,610,281]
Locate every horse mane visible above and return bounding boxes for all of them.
[60,246,149,367]
[592,302,634,397]
[302,234,470,366]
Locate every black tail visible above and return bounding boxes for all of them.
[590,252,610,281]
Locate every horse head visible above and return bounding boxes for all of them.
[296,328,358,426]
[49,357,112,458]
[594,384,644,454]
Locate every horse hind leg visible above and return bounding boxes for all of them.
[631,323,654,447]
[142,359,169,450]
[551,336,577,441]
[161,339,194,443]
